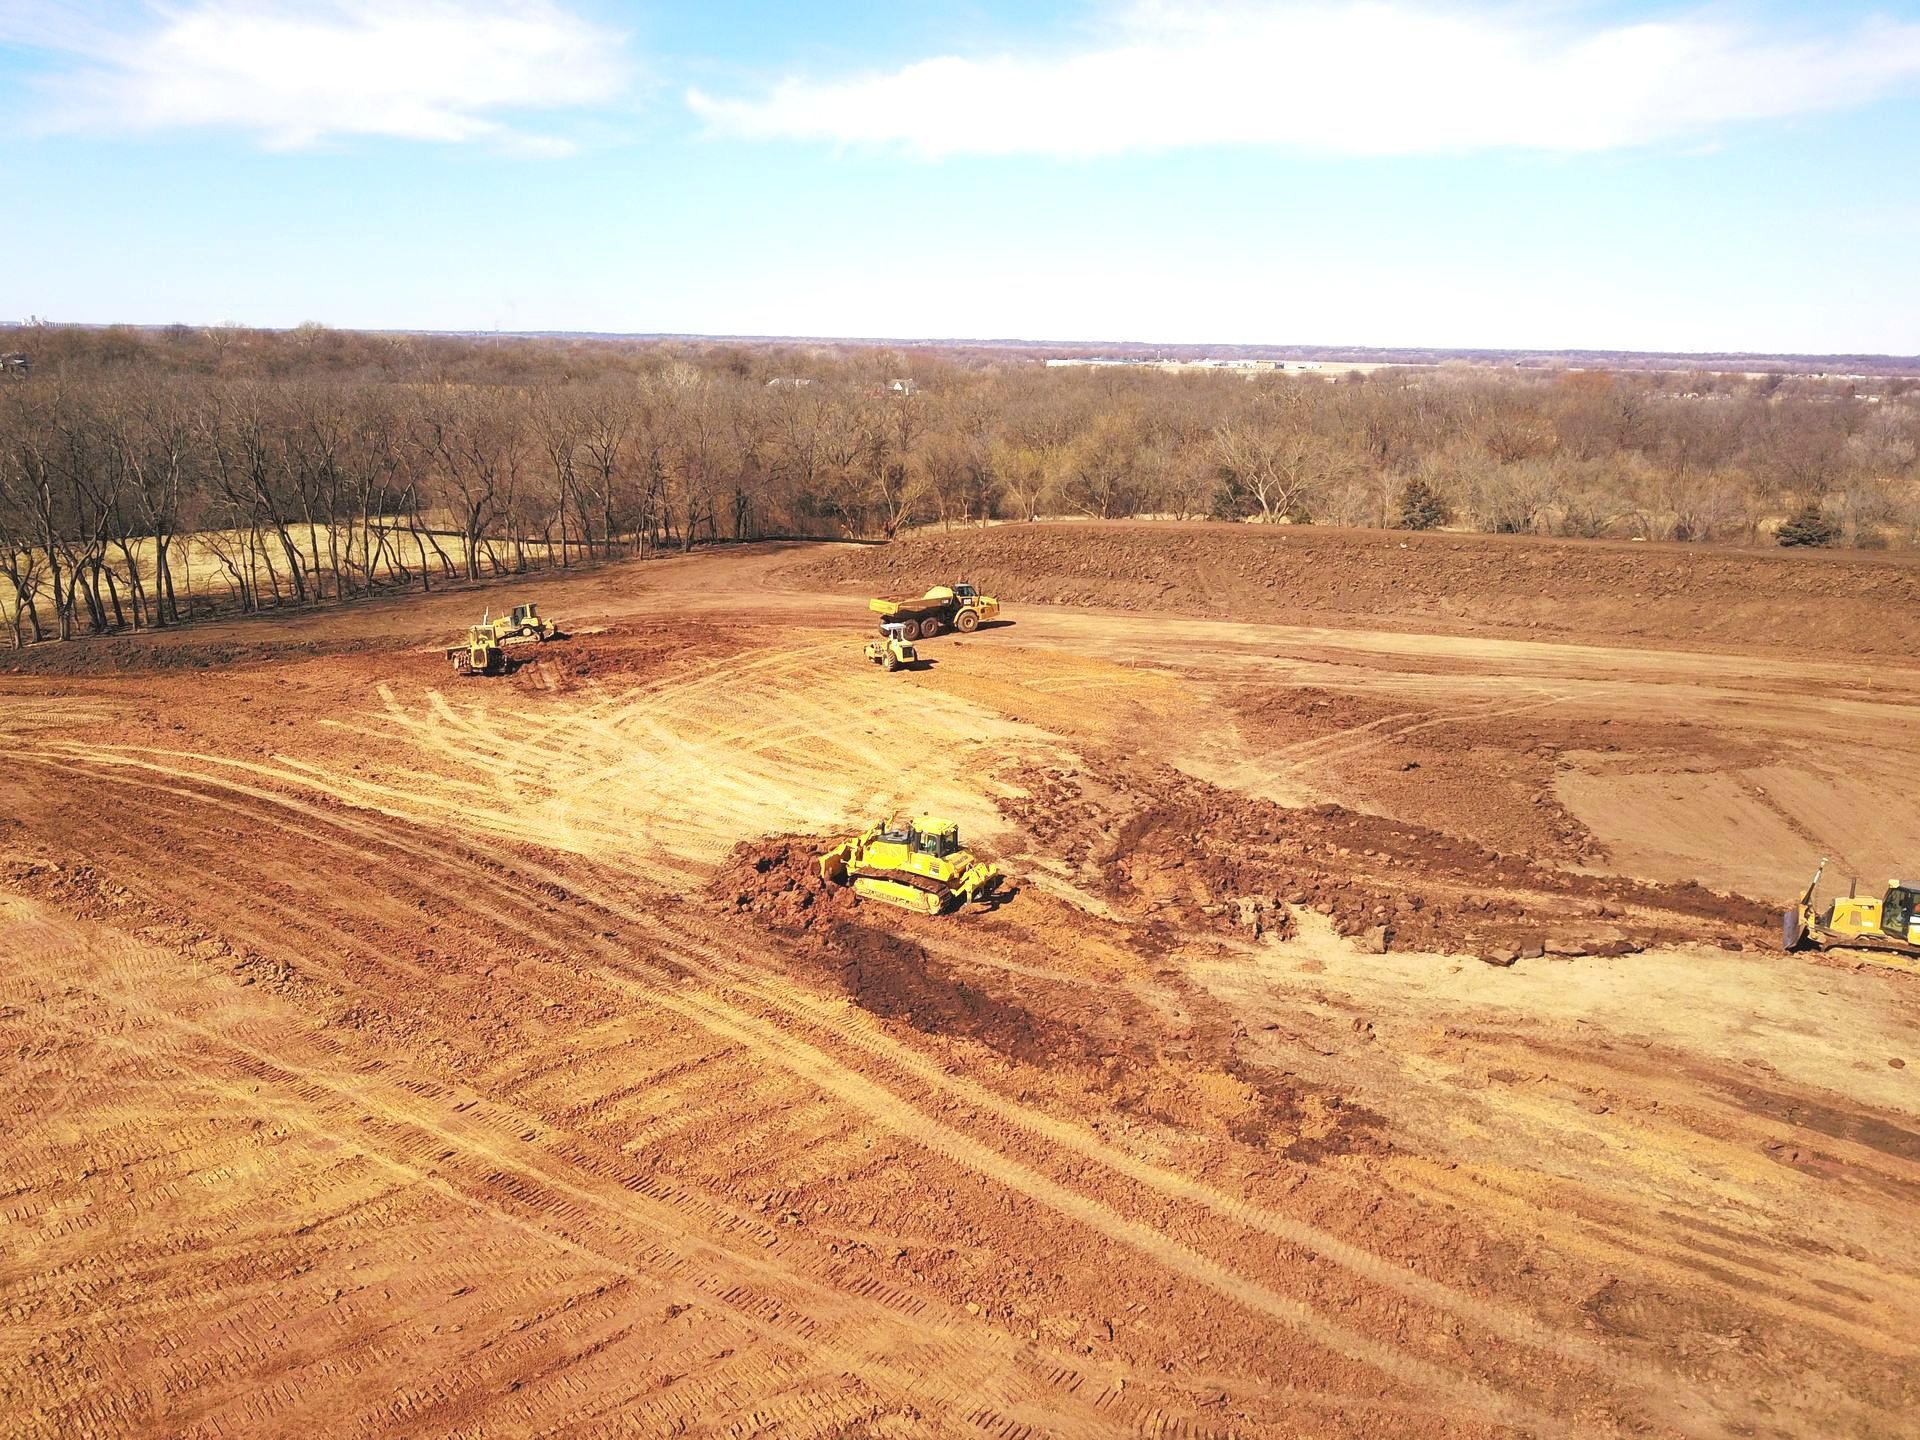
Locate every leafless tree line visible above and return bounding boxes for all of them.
[3,323,1917,647]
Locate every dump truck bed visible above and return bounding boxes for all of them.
[868,594,950,619]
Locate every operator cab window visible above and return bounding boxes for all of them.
[1884,887,1917,936]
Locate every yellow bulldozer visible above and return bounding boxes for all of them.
[1784,858,1920,970]
[447,624,506,676]
[483,602,560,645]
[818,815,1001,915]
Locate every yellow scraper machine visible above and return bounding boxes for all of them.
[1784,857,1920,971]
[818,815,1001,915]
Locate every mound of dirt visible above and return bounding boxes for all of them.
[710,837,1381,1157]
[501,622,744,694]
[1002,760,1771,959]
[798,522,1920,654]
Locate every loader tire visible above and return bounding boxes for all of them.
[882,653,899,672]
[954,609,980,633]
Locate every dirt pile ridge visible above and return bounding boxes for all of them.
[1002,759,1771,960]
[711,837,1379,1158]
[801,522,1920,653]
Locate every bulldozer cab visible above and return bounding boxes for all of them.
[909,818,961,859]
[1882,884,1918,938]
[511,603,537,625]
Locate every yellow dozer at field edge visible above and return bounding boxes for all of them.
[1784,857,1920,972]
[818,816,1001,915]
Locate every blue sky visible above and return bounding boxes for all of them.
[2,1,1918,352]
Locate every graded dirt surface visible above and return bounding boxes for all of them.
[5,527,1920,1440]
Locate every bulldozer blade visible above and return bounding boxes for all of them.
[1782,909,1807,952]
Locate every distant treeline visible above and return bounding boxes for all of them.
[2,322,1916,645]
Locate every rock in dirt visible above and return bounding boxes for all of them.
[1483,948,1518,968]
[1360,924,1391,954]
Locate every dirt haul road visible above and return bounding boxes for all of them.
[3,527,1918,1440]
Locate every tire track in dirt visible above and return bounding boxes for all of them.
[2,895,1143,1440]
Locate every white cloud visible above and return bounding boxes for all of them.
[687,1,1920,157]
[13,1,627,151]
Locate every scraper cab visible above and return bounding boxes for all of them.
[818,815,1001,914]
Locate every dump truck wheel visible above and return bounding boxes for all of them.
[954,609,980,633]
[898,619,921,640]
[920,616,942,638]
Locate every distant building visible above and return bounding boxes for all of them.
[888,378,917,395]
[765,377,814,389]
[0,353,30,377]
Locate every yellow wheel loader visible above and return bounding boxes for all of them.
[864,622,920,672]
[1784,858,1920,971]
[447,625,506,676]
[818,815,1001,915]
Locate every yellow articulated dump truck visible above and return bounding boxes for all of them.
[818,815,1001,915]
[867,582,998,640]
[1784,858,1920,971]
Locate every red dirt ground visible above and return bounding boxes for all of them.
[4,528,1919,1439]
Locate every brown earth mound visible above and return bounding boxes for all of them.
[799,522,1920,654]
[1002,760,1771,960]
[710,837,1379,1156]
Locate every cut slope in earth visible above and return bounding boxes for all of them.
[797,521,1920,654]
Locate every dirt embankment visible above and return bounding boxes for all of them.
[799,523,1920,653]
[999,760,1771,961]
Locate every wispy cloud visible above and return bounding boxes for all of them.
[687,1,1920,157]
[9,0,628,152]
